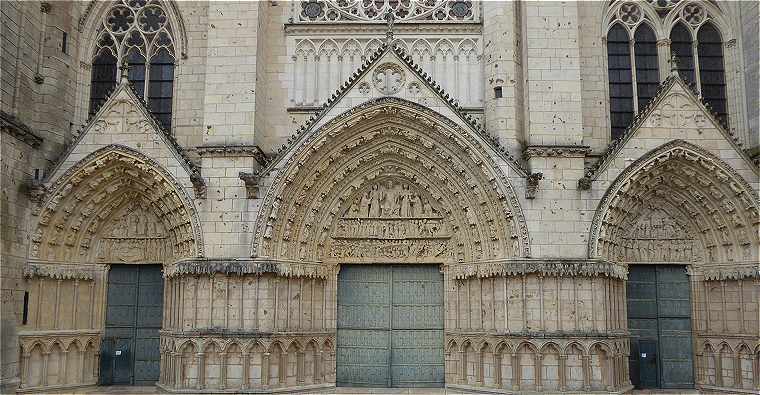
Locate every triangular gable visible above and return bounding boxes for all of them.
[266,41,526,175]
[44,79,200,189]
[587,74,758,180]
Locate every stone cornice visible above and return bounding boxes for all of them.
[164,258,335,279]
[23,262,102,281]
[1,111,43,148]
[284,22,482,36]
[701,264,760,281]
[449,258,629,280]
[196,144,269,166]
[523,145,591,159]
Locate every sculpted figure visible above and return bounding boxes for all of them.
[369,184,380,217]
[400,184,411,217]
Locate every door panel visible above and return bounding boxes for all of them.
[337,265,444,388]
[100,265,163,385]
[627,265,694,389]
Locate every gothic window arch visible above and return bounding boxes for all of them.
[88,0,177,130]
[605,1,731,138]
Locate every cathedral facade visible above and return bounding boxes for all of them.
[1,0,758,393]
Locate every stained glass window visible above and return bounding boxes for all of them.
[697,22,727,127]
[607,24,634,140]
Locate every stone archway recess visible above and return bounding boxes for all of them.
[30,144,203,265]
[252,97,530,269]
[588,140,760,391]
[589,140,759,273]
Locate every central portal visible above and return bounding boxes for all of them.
[336,265,444,387]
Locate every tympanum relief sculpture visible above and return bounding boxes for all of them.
[617,208,700,263]
[328,179,452,263]
[94,201,168,263]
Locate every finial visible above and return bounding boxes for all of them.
[384,11,395,45]
[119,58,130,83]
[668,55,679,77]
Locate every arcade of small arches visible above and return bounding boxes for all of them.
[19,335,101,390]
[697,340,760,390]
[157,336,336,391]
[444,338,627,392]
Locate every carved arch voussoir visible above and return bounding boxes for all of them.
[253,98,529,266]
[589,140,760,274]
[31,145,204,264]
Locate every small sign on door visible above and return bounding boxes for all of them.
[640,353,646,358]
[115,350,122,356]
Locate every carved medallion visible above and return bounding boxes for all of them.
[372,63,405,95]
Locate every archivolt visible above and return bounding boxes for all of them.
[253,98,529,263]
[590,140,759,269]
[30,145,202,263]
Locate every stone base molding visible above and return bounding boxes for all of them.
[157,333,335,393]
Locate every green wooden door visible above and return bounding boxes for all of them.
[100,265,163,385]
[337,265,444,387]
[627,265,694,389]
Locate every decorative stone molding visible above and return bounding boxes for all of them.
[39,2,51,13]
[702,265,760,281]
[289,0,479,23]
[523,145,591,159]
[189,172,207,200]
[585,76,749,180]
[589,140,760,268]
[577,177,592,191]
[254,98,531,263]
[31,145,204,262]
[238,172,261,199]
[196,144,269,166]
[448,258,628,280]
[164,258,334,279]
[0,110,43,148]
[23,263,99,281]
[525,172,543,200]
[26,180,48,204]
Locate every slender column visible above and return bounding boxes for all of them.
[262,352,270,386]
[60,350,69,384]
[313,348,320,383]
[511,353,520,390]
[319,350,325,382]
[656,39,671,82]
[715,351,723,387]
[41,351,50,386]
[476,351,483,385]
[54,280,62,328]
[196,352,205,389]
[535,354,543,392]
[582,355,591,390]
[734,353,742,389]
[721,281,727,332]
[241,352,250,389]
[297,351,305,384]
[559,355,568,391]
[493,353,502,387]
[459,350,467,384]
[219,352,227,390]
[20,352,30,388]
[174,353,182,388]
[606,355,615,391]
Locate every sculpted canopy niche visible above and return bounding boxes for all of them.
[590,141,760,279]
[30,146,202,265]
[253,99,529,267]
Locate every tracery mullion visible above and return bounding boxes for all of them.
[628,32,639,114]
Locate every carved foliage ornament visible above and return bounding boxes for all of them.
[31,146,203,263]
[295,0,477,23]
[253,99,529,264]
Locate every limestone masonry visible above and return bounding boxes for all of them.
[1,0,758,393]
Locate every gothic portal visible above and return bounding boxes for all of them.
[2,1,758,394]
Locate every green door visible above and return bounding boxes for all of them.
[337,265,444,387]
[100,265,164,385]
[627,265,694,389]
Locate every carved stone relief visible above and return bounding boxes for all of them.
[254,99,529,264]
[372,63,405,95]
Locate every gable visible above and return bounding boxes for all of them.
[44,81,198,191]
[266,42,525,176]
[589,77,758,186]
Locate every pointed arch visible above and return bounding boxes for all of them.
[31,145,203,264]
[252,98,529,267]
[589,140,759,272]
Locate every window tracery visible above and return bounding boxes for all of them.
[605,0,730,139]
[89,0,176,130]
[292,0,478,23]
